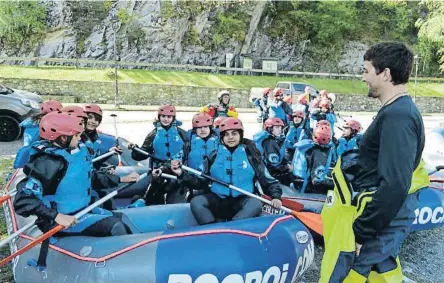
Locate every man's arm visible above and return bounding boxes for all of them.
[353,111,418,244]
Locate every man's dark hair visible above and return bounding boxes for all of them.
[363,42,414,85]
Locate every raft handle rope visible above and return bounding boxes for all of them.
[0,174,147,267]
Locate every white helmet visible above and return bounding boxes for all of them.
[327,93,336,104]
[217,90,230,103]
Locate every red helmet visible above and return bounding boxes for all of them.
[83,104,103,117]
[219,117,243,133]
[61,105,87,119]
[213,116,226,128]
[273,88,284,97]
[319,98,331,109]
[316,120,331,128]
[40,100,63,114]
[297,94,307,105]
[158,104,176,116]
[319,89,328,97]
[264,117,285,129]
[40,112,84,141]
[192,113,213,128]
[263,88,272,96]
[292,110,305,119]
[344,119,361,132]
[313,125,332,145]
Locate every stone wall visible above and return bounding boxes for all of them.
[1,77,443,113]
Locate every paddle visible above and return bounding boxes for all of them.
[110,113,123,166]
[0,151,119,206]
[0,173,147,267]
[181,165,323,236]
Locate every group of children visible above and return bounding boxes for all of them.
[11,88,362,241]
[252,87,363,194]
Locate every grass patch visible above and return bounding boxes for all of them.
[0,157,14,282]
[0,65,442,97]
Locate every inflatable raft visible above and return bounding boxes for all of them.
[266,172,444,233]
[3,170,314,283]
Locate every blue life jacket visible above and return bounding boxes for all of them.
[28,142,93,214]
[337,134,362,157]
[97,132,116,155]
[210,144,255,198]
[153,121,185,162]
[14,139,42,169]
[253,130,286,167]
[269,101,288,124]
[20,118,40,147]
[292,140,336,192]
[285,121,307,149]
[187,131,219,170]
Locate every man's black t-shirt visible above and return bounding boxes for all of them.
[352,95,425,244]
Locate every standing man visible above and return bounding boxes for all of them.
[320,42,430,282]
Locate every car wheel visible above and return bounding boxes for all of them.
[0,115,21,142]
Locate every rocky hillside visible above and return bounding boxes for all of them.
[0,1,441,75]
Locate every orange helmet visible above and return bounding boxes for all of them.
[264,117,285,130]
[40,112,84,141]
[61,105,87,119]
[213,116,226,128]
[192,113,213,128]
[158,104,176,116]
[316,120,331,128]
[344,119,361,132]
[219,117,243,133]
[83,104,103,117]
[319,98,331,109]
[313,125,332,145]
[40,100,62,114]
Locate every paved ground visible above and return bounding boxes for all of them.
[1,111,444,282]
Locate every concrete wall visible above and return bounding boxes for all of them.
[1,77,443,112]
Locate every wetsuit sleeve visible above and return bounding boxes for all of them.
[131,130,156,161]
[353,111,418,244]
[13,155,67,220]
[244,140,282,199]
[283,102,293,115]
[92,170,120,189]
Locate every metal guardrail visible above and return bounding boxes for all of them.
[0,56,441,82]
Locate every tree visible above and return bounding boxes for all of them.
[0,1,47,50]
[416,0,444,72]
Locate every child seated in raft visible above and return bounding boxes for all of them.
[129,104,188,205]
[268,88,293,126]
[291,120,337,194]
[309,98,337,137]
[253,117,293,186]
[285,110,310,162]
[201,90,238,118]
[169,117,282,225]
[13,112,137,242]
[14,100,63,169]
[336,119,363,158]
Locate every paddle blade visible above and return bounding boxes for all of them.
[0,225,64,267]
[291,211,324,236]
[0,194,10,205]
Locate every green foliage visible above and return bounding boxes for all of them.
[0,1,47,50]
[211,11,249,46]
[104,0,113,11]
[160,0,175,23]
[70,1,109,56]
[117,8,131,24]
[127,21,146,48]
[184,26,201,45]
[416,0,444,72]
